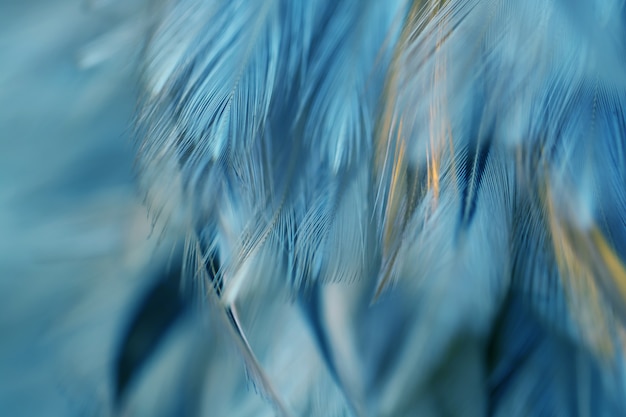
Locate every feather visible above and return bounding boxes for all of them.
[6,0,626,416]
[369,0,626,413]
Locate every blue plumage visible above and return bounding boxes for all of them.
[3,0,626,415]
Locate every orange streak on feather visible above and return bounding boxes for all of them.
[545,184,615,358]
[590,227,626,304]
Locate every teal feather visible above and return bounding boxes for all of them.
[3,0,626,416]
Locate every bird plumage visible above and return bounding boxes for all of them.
[3,0,626,416]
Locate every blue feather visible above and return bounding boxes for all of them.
[5,0,626,416]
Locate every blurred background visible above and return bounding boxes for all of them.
[0,1,159,414]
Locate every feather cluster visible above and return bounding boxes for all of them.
[131,0,626,415]
[4,0,626,416]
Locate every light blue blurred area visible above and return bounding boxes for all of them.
[0,1,157,415]
[0,4,332,416]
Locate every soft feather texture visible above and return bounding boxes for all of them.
[4,0,626,416]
